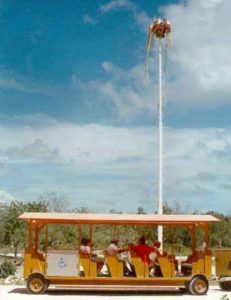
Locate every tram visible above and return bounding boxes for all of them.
[19,212,231,295]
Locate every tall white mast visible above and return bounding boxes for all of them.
[157,38,163,245]
[146,17,171,247]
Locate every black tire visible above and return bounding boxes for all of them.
[46,280,50,289]
[188,275,209,295]
[26,273,48,294]
[219,280,231,291]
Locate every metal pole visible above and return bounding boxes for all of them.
[157,38,163,247]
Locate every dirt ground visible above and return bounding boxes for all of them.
[0,284,230,300]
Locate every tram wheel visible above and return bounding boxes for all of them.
[188,275,209,295]
[26,273,48,294]
[219,280,231,291]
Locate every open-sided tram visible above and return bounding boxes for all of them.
[19,212,231,295]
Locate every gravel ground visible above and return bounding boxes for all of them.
[0,285,230,300]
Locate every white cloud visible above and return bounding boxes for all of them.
[0,116,230,212]
[83,15,97,25]
[94,61,155,118]
[0,189,23,208]
[100,0,150,30]
[2,139,60,163]
[100,0,134,13]
[161,0,231,107]
[133,10,151,29]
[0,73,54,96]
[0,120,154,166]
[95,81,152,119]
[97,0,231,115]
[0,190,15,204]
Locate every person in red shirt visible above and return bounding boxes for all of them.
[132,236,153,264]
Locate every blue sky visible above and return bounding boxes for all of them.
[0,0,231,214]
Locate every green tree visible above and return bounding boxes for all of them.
[1,201,47,257]
[1,202,26,257]
[37,191,70,212]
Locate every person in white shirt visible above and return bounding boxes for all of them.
[107,239,134,275]
[107,239,122,256]
[80,237,105,274]
[80,238,91,255]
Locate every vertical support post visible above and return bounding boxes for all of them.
[79,224,82,247]
[113,226,119,239]
[45,224,48,254]
[28,220,32,249]
[192,224,196,254]
[35,223,38,251]
[204,223,209,252]
[90,225,93,243]
[45,224,48,276]
[157,38,163,248]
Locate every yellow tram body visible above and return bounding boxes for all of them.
[19,212,221,295]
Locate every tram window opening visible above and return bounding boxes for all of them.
[196,226,206,251]
[47,224,79,249]
[37,226,46,253]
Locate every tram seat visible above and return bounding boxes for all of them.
[157,256,176,278]
[79,253,97,277]
[104,250,123,277]
[191,250,212,277]
[130,255,149,278]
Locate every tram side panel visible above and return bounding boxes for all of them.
[215,249,231,290]
[24,248,46,279]
[46,249,79,277]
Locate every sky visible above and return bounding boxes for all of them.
[0,0,231,214]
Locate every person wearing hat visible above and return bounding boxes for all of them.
[107,239,134,276]
[107,238,127,256]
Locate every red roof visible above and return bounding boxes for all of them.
[19,212,220,225]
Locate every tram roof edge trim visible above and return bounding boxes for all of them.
[18,213,220,224]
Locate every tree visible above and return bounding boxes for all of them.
[1,202,26,257]
[37,191,70,212]
[207,211,231,247]
[137,207,145,214]
[0,200,47,257]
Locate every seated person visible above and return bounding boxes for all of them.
[153,240,161,256]
[107,239,127,256]
[107,239,134,275]
[80,238,91,255]
[150,240,162,277]
[130,236,159,277]
[153,240,178,273]
[131,236,153,264]
[80,238,104,273]
[183,250,199,264]
[181,250,198,276]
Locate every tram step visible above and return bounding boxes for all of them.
[53,285,180,291]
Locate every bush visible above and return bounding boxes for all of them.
[0,260,16,278]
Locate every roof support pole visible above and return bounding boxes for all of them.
[28,220,33,249]
[204,223,209,252]
[192,224,196,254]
[79,224,82,247]
[35,224,39,251]
[45,224,48,254]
